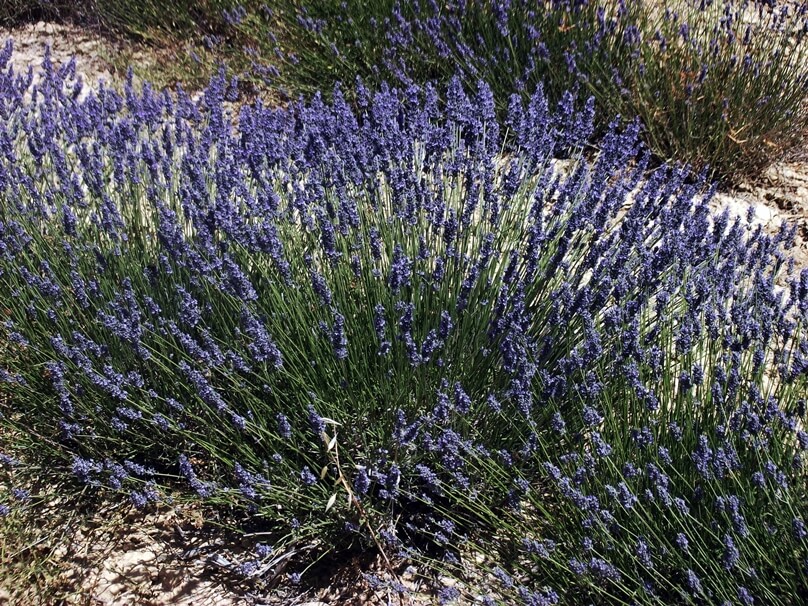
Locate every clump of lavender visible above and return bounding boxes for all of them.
[0,44,806,602]
[273,0,808,180]
[22,1,803,181]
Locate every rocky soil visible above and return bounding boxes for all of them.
[2,21,134,99]
[712,160,808,271]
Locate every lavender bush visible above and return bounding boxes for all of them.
[275,0,808,180]
[5,1,805,180]
[0,43,806,602]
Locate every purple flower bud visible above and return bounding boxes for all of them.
[300,466,317,486]
[353,467,370,495]
[722,534,740,570]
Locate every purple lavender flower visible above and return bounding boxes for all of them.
[307,405,325,436]
[722,534,740,570]
[240,308,283,368]
[11,488,30,502]
[738,586,755,605]
[793,518,808,540]
[582,406,603,427]
[373,304,387,341]
[178,455,215,497]
[72,456,101,484]
[129,490,149,509]
[438,311,453,340]
[686,569,702,594]
[393,409,419,445]
[550,412,566,434]
[175,285,201,326]
[718,495,749,537]
[588,557,621,582]
[0,454,19,467]
[606,482,638,510]
[310,270,332,306]
[330,311,348,360]
[353,466,370,495]
[635,537,653,568]
[276,413,292,439]
[453,383,471,414]
[385,464,401,497]
[300,466,317,486]
[368,227,383,260]
[523,537,555,559]
[255,543,273,558]
[416,464,440,493]
[692,435,714,479]
[438,586,460,605]
[591,432,612,457]
[388,245,412,294]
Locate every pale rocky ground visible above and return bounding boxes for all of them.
[1,18,807,606]
[712,160,808,271]
[3,21,118,89]
[0,485,435,605]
